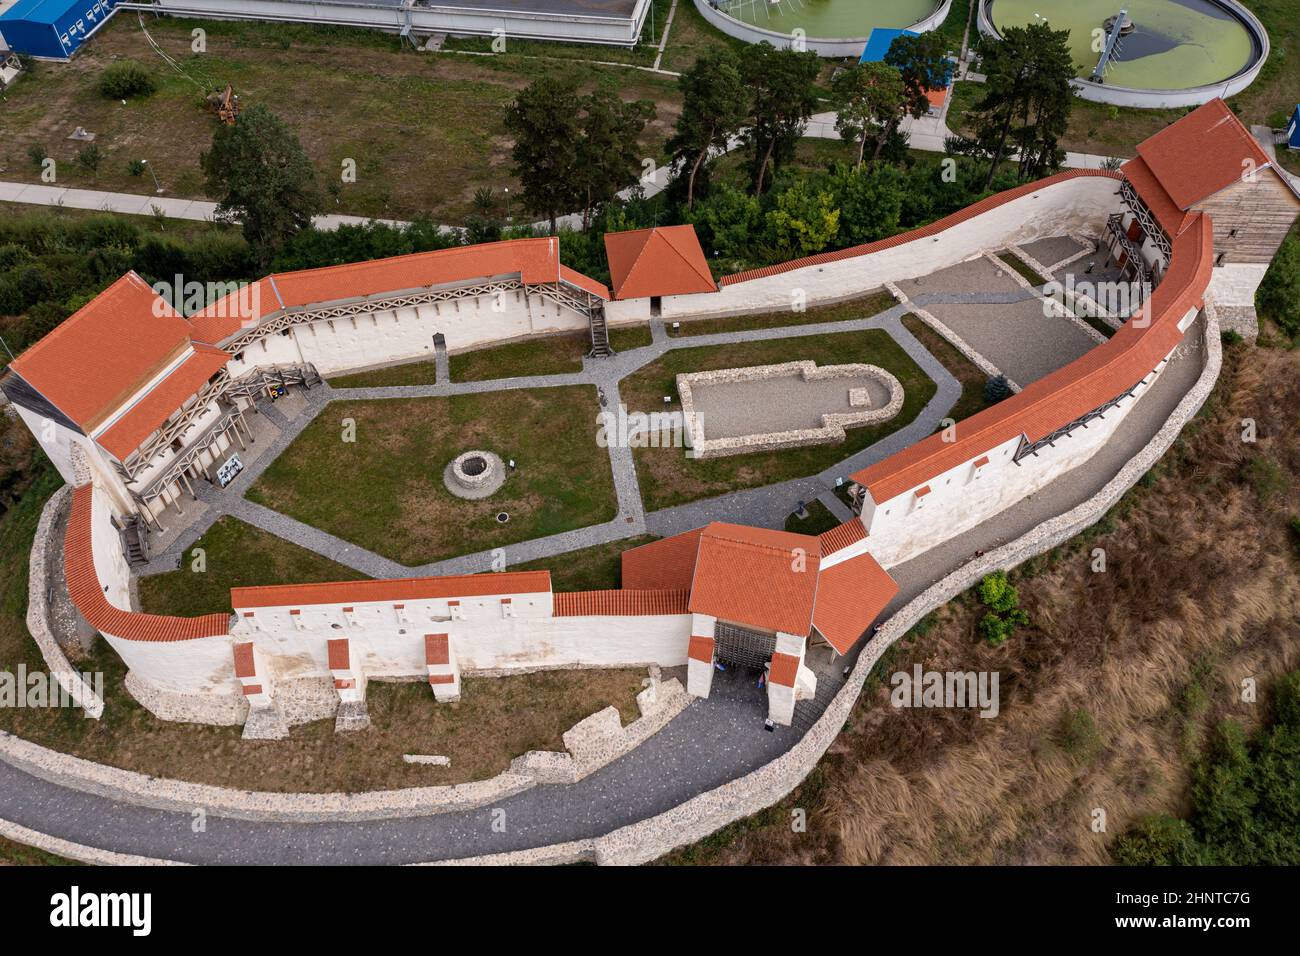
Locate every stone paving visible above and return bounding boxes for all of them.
[923,297,1101,386]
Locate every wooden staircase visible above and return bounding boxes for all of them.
[588,304,613,358]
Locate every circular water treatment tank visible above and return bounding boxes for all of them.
[719,0,942,38]
[985,0,1261,92]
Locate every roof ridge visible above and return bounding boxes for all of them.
[657,227,716,288]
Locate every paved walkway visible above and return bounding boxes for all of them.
[0,317,1209,864]
[138,299,959,578]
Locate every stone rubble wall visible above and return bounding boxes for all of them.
[0,675,688,826]
[578,310,1222,866]
[679,361,905,459]
[23,485,104,719]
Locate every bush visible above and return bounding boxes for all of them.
[75,144,102,173]
[127,159,146,177]
[1053,708,1103,763]
[1257,230,1300,338]
[26,144,47,168]
[984,373,1011,404]
[1112,815,1197,865]
[98,61,157,100]
[977,570,1029,647]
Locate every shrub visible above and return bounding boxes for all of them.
[977,570,1029,647]
[98,61,157,100]
[1244,455,1287,502]
[1112,814,1197,865]
[127,159,146,177]
[26,144,47,168]
[1257,231,1300,338]
[1053,707,1103,763]
[75,144,102,173]
[984,373,1011,404]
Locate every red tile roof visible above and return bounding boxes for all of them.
[604,226,717,300]
[688,634,715,663]
[232,641,256,679]
[817,517,867,556]
[812,551,900,655]
[852,209,1212,505]
[1120,156,1193,236]
[1134,99,1273,211]
[64,485,229,643]
[553,589,690,617]
[190,239,609,345]
[231,570,551,610]
[95,343,231,460]
[720,169,1121,286]
[620,529,703,591]
[10,273,193,431]
[688,523,822,636]
[769,652,800,687]
[425,633,449,665]
[327,638,350,671]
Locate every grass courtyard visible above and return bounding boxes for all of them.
[138,517,365,617]
[621,328,937,511]
[247,386,616,566]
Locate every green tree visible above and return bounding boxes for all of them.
[957,25,1075,188]
[200,105,322,267]
[574,91,655,230]
[884,31,953,119]
[741,43,821,195]
[826,163,903,247]
[685,182,762,263]
[669,49,750,210]
[764,176,840,258]
[977,570,1029,647]
[1111,815,1198,866]
[831,61,906,169]
[503,77,584,235]
[1257,229,1300,337]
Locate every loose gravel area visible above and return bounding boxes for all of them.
[925,297,1100,385]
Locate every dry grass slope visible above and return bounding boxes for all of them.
[674,342,1300,865]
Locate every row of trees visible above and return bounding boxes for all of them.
[188,28,1078,283]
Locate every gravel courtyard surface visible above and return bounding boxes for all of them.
[898,257,1023,297]
[924,298,1100,385]
[1017,235,1090,268]
[688,368,892,440]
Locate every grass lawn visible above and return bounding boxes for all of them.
[450,333,588,381]
[997,251,1047,287]
[608,323,654,352]
[512,534,659,591]
[0,835,78,866]
[783,499,841,535]
[247,386,616,565]
[622,328,936,511]
[326,332,590,388]
[657,0,750,74]
[0,18,680,223]
[901,313,989,425]
[138,517,365,617]
[669,290,895,337]
[0,466,644,792]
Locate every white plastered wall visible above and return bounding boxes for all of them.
[861,335,1185,569]
[225,290,589,378]
[660,176,1122,321]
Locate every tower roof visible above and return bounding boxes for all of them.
[603,225,717,300]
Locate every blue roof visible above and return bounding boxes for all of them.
[860,28,917,63]
[0,0,88,25]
